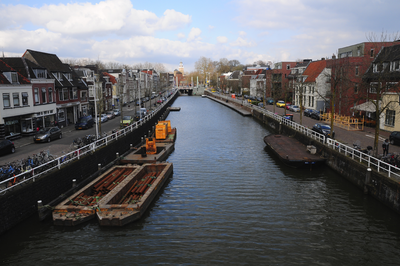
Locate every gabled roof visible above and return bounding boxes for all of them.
[303,60,328,83]
[0,59,31,85]
[102,72,117,84]
[23,49,70,72]
[1,57,46,80]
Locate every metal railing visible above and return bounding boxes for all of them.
[0,90,178,192]
[209,91,400,179]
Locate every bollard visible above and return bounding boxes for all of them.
[72,179,77,188]
[116,152,119,158]
[98,163,101,171]
[279,122,282,134]
[364,168,372,194]
[37,200,43,210]
[130,143,133,149]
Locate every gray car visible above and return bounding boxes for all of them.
[34,127,62,143]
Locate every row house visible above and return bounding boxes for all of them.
[1,57,58,139]
[249,70,265,98]
[363,44,400,131]
[266,61,297,100]
[22,50,89,127]
[293,59,331,112]
[0,59,43,139]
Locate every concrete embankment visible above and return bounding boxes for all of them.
[206,91,400,215]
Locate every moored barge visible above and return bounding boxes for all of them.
[52,165,140,226]
[97,162,173,226]
[119,120,176,164]
[263,134,326,168]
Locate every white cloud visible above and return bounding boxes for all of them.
[0,0,191,37]
[187,28,202,42]
[209,25,215,30]
[177,33,186,39]
[217,36,228,43]
[230,37,253,47]
[239,31,246,37]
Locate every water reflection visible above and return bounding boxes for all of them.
[1,96,400,265]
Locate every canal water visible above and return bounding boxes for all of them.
[1,96,400,265]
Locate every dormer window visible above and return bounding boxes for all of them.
[33,69,47,79]
[52,72,63,81]
[390,61,400,71]
[64,73,72,81]
[3,72,18,84]
[373,62,388,73]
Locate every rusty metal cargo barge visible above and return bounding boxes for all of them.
[97,162,173,226]
[52,163,173,226]
[264,134,326,168]
[52,165,140,226]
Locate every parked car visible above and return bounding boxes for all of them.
[389,131,400,145]
[312,123,335,138]
[276,100,285,108]
[135,108,147,120]
[75,115,94,130]
[266,97,274,105]
[258,102,264,107]
[285,103,291,110]
[34,127,62,143]
[310,110,321,120]
[289,105,300,112]
[106,111,115,120]
[0,139,15,156]
[120,115,134,127]
[96,114,108,123]
[304,108,313,117]
[113,109,121,116]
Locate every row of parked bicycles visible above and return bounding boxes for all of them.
[0,150,56,188]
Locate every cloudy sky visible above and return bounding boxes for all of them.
[0,0,399,72]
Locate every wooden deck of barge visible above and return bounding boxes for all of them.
[263,135,325,168]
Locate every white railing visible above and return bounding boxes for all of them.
[209,91,400,179]
[0,90,178,192]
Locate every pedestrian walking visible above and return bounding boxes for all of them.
[382,139,389,156]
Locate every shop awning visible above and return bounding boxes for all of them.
[351,101,381,112]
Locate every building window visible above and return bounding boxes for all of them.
[81,91,87,101]
[41,88,47,103]
[48,88,53,103]
[390,61,400,71]
[22,92,28,106]
[355,66,359,76]
[13,93,19,106]
[385,109,395,127]
[354,84,358,94]
[33,69,47,78]
[34,88,39,104]
[357,47,361,56]
[73,88,78,99]
[369,83,379,94]
[386,82,398,91]
[370,49,374,58]
[286,65,290,70]
[3,93,10,107]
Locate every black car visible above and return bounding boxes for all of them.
[34,127,62,143]
[310,110,321,120]
[312,123,334,138]
[75,115,94,130]
[304,109,313,117]
[389,131,400,145]
[0,139,15,156]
